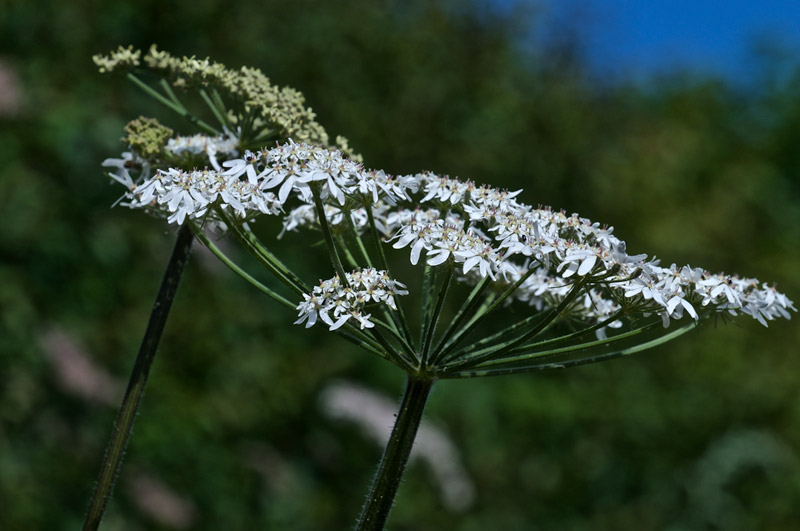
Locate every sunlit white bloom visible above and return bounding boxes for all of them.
[108,140,794,329]
[124,167,282,225]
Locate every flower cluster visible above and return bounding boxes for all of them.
[295,269,409,330]
[270,149,793,331]
[221,142,416,207]
[103,131,273,225]
[128,167,283,225]
[106,140,795,331]
[94,45,331,146]
[380,172,795,329]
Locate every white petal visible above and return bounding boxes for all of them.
[329,315,350,330]
[278,178,295,204]
[666,296,682,315]
[410,240,425,265]
[680,299,698,319]
[462,256,481,275]
[427,250,450,266]
[578,255,597,276]
[392,233,417,249]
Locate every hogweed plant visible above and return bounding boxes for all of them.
[86,46,796,531]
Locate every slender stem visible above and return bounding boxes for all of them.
[444,321,698,379]
[337,233,361,270]
[356,376,434,531]
[199,88,231,130]
[365,205,390,272]
[429,275,491,365]
[367,328,417,373]
[372,317,416,361]
[433,267,537,362]
[194,224,389,358]
[421,265,453,366]
[190,224,295,309]
[83,225,194,531]
[509,310,627,353]
[159,79,185,110]
[477,319,663,368]
[418,263,435,353]
[366,206,414,347]
[126,73,218,135]
[311,186,350,287]
[444,278,588,372]
[344,210,373,268]
[220,210,308,296]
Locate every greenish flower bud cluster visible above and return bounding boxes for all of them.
[122,116,173,158]
[94,45,337,150]
[92,45,141,73]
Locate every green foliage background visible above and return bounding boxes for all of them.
[1,1,799,529]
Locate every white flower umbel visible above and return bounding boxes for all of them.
[296,269,409,331]
[126,167,282,225]
[376,172,796,330]
[221,141,416,207]
[107,140,795,331]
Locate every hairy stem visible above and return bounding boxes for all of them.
[356,376,434,531]
[83,224,193,531]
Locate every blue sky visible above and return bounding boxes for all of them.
[501,0,800,82]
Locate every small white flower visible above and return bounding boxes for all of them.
[295,269,408,331]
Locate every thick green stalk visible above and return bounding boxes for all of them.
[356,376,434,531]
[83,224,193,531]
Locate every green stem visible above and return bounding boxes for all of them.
[433,267,537,362]
[344,210,373,268]
[418,263,435,353]
[356,376,434,531]
[337,233,361,270]
[311,186,350,287]
[200,88,231,130]
[368,328,417,373]
[365,206,414,347]
[126,73,218,135]
[190,224,295,309]
[429,275,491,365]
[83,224,193,531]
[444,321,697,378]
[193,224,388,358]
[444,278,588,372]
[221,210,308,296]
[421,265,453,366]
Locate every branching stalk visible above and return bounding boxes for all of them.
[126,73,218,135]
